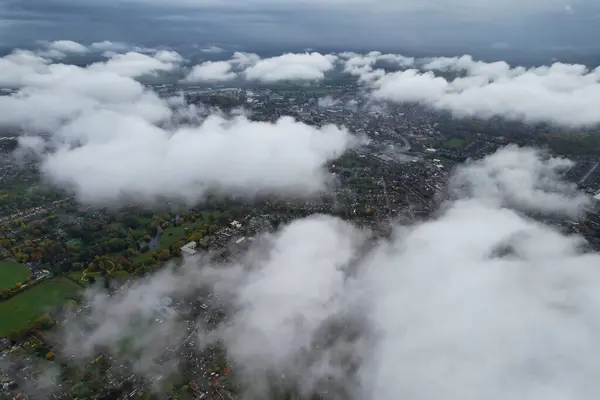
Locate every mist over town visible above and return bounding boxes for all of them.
[3,1,600,399]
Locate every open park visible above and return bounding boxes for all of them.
[0,259,31,289]
[0,277,81,336]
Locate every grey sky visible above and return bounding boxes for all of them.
[2,0,600,54]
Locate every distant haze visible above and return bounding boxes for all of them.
[2,41,600,207]
[2,0,600,59]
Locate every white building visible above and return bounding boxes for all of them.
[231,220,242,229]
[180,241,198,256]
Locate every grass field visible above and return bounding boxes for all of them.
[443,138,466,150]
[0,259,31,289]
[67,270,100,286]
[161,224,192,248]
[137,221,205,262]
[0,277,81,336]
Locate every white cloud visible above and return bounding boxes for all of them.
[40,113,357,205]
[358,197,600,400]
[57,145,600,399]
[0,44,360,208]
[341,51,415,84]
[230,51,261,68]
[5,44,600,129]
[422,55,513,78]
[449,145,590,217]
[243,52,338,83]
[200,45,225,53]
[90,40,130,52]
[36,49,68,60]
[153,50,183,64]
[183,60,237,82]
[61,267,189,376]
[183,51,338,84]
[47,40,89,54]
[0,50,51,87]
[369,55,600,127]
[215,215,366,394]
[0,58,169,133]
[88,51,183,77]
[318,95,339,108]
[340,51,600,127]
[342,51,414,73]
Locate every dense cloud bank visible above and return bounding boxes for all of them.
[182,48,600,127]
[448,146,589,216]
[41,114,356,205]
[2,40,600,133]
[339,51,600,127]
[59,146,600,399]
[0,42,360,205]
[178,47,600,127]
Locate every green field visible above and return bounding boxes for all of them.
[161,224,193,248]
[442,138,466,150]
[67,270,100,286]
[0,260,31,289]
[137,221,205,262]
[0,278,81,335]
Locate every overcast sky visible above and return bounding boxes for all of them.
[2,0,600,55]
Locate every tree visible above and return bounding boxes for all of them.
[15,252,28,263]
[65,299,79,310]
[189,232,203,242]
[206,213,216,224]
[8,329,25,342]
[122,215,141,229]
[114,270,130,281]
[34,314,56,330]
[158,249,170,261]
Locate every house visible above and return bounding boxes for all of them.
[180,242,198,256]
[189,380,206,399]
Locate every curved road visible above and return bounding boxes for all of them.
[396,132,411,152]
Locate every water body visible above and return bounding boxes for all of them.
[148,232,161,250]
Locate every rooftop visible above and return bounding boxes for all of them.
[180,241,198,256]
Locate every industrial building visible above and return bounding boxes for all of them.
[180,241,198,256]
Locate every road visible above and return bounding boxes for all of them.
[0,197,73,226]
[580,161,600,184]
[171,328,197,354]
[216,388,234,400]
[380,177,392,218]
[396,132,411,152]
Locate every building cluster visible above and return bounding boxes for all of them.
[6,82,600,399]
